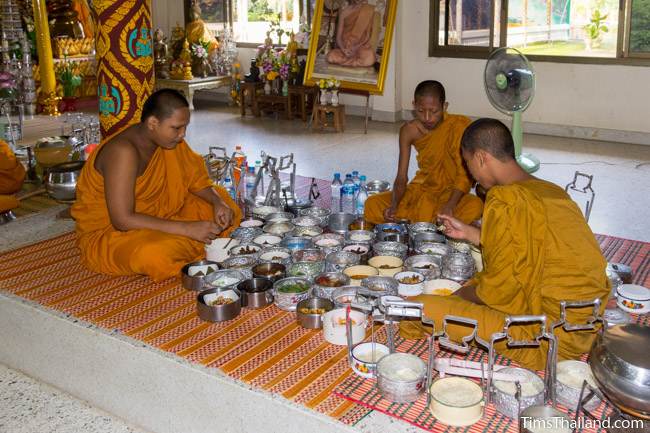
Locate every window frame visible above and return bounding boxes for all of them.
[428,0,650,65]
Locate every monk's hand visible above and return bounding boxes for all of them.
[187,221,223,243]
[383,206,396,222]
[437,214,467,240]
[213,199,233,231]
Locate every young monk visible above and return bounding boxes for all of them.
[71,89,241,281]
[364,80,483,225]
[400,118,610,370]
[0,139,26,215]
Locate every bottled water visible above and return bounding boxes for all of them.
[355,175,368,216]
[222,177,236,200]
[245,166,256,200]
[341,173,356,214]
[330,173,342,212]
[233,145,246,185]
[351,171,361,193]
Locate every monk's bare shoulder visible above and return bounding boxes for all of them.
[94,133,139,176]
[399,120,426,145]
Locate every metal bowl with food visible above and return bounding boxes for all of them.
[372,241,408,260]
[312,233,344,256]
[253,234,283,248]
[197,287,241,322]
[442,252,476,282]
[296,297,334,329]
[328,212,356,234]
[416,242,453,257]
[263,221,295,237]
[287,260,325,280]
[273,277,312,311]
[404,254,442,280]
[252,262,286,282]
[376,353,427,403]
[325,250,361,273]
[299,206,331,227]
[252,205,282,220]
[366,180,391,196]
[265,211,294,223]
[44,160,84,202]
[412,231,446,249]
[492,367,545,419]
[281,236,313,252]
[348,218,375,232]
[292,248,326,263]
[181,260,220,291]
[360,276,399,297]
[331,285,368,309]
[231,226,263,243]
[221,255,258,279]
[238,278,274,309]
[407,222,439,236]
[258,247,292,267]
[374,223,408,242]
[292,215,322,228]
[204,269,247,289]
[291,225,323,238]
[342,244,371,264]
[228,243,262,258]
[345,229,376,245]
[555,360,601,411]
[239,219,265,228]
[312,272,351,299]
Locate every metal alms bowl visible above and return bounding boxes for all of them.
[197,286,241,322]
[296,297,334,329]
[238,278,274,309]
[34,136,72,168]
[366,180,391,196]
[589,323,650,417]
[180,260,220,291]
[44,160,85,202]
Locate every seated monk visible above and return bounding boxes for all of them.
[400,118,610,370]
[326,0,379,68]
[364,80,483,225]
[0,139,26,215]
[71,89,241,281]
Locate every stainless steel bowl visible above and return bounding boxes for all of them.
[374,223,408,242]
[292,215,322,228]
[360,275,399,297]
[291,225,323,238]
[442,252,475,282]
[492,367,545,419]
[345,230,376,245]
[412,231,446,249]
[341,244,371,265]
[325,250,360,273]
[328,212,356,234]
[292,248,326,263]
[221,256,258,279]
[366,180,391,196]
[238,278,274,309]
[265,211,295,223]
[404,254,442,280]
[312,272,351,299]
[252,262,286,282]
[44,160,84,202]
[258,247,292,267]
[372,241,408,259]
[203,269,246,289]
[228,243,262,259]
[376,353,426,403]
[197,287,241,322]
[263,221,295,237]
[296,297,334,329]
[180,260,220,291]
[299,206,331,227]
[312,233,344,256]
[416,242,453,257]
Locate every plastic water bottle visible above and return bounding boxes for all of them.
[245,166,256,200]
[223,177,236,200]
[233,145,246,185]
[330,173,342,212]
[354,175,368,216]
[341,174,355,214]
[351,171,361,193]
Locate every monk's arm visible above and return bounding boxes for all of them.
[390,124,413,211]
[454,282,485,305]
[440,188,464,217]
[192,186,233,230]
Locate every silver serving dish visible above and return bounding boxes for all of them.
[341,244,371,264]
[360,275,399,297]
[376,353,426,403]
[292,248,326,263]
[492,367,545,419]
[258,247,292,267]
[197,286,242,322]
[281,236,313,251]
[228,243,262,259]
[372,241,408,259]
[251,262,286,282]
[404,254,442,280]
[180,260,220,291]
[238,278,274,309]
[366,180,391,196]
[331,285,367,308]
[291,225,323,238]
[299,206,331,227]
[325,250,360,273]
[328,212,356,234]
[231,227,264,243]
[345,230,376,245]
[312,233,344,256]
[44,160,84,202]
[416,242,453,257]
[312,272,351,300]
[589,323,650,417]
[287,261,325,280]
[442,252,475,282]
[273,277,312,311]
[295,297,334,329]
[221,255,258,279]
[204,269,247,289]
[292,215,322,228]
[265,211,294,223]
[252,205,282,220]
[263,221,295,237]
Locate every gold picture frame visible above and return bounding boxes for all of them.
[304,0,398,94]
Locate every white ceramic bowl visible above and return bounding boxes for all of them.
[343,265,379,285]
[205,238,239,263]
[423,279,462,296]
[240,219,264,228]
[253,234,283,247]
[368,256,403,277]
[323,308,367,346]
[616,284,650,314]
[429,377,484,427]
[394,271,425,297]
[351,342,390,378]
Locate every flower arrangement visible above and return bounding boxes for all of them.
[191,40,210,59]
[318,77,341,90]
[57,57,82,97]
[259,48,292,82]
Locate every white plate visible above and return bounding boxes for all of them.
[424,279,462,296]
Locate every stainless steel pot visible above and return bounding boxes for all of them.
[197,286,242,322]
[180,260,220,291]
[589,323,650,418]
[238,278,274,309]
[44,160,84,202]
[295,297,334,329]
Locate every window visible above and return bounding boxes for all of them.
[231,0,311,44]
[430,0,650,62]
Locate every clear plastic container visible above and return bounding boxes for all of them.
[355,175,368,216]
[330,173,342,213]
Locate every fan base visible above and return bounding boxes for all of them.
[517,153,540,173]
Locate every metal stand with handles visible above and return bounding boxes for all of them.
[204,147,231,183]
[564,171,596,222]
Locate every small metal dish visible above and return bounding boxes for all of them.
[312,233,344,256]
[228,242,262,258]
[287,261,325,280]
[221,256,258,279]
[296,297,334,329]
[238,278,274,309]
[253,234,283,248]
[366,180,391,196]
[416,242,453,257]
[231,227,263,243]
[360,276,399,297]
[312,272,351,299]
[239,219,265,228]
[258,247,292,267]
[374,223,407,242]
[332,285,368,308]
[407,222,439,236]
[342,244,371,264]
[372,241,408,259]
[204,269,247,289]
[292,215,322,228]
[348,218,375,231]
[404,254,442,280]
[197,286,242,322]
[252,262,286,282]
[273,277,312,311]
[292,248,326,263]
[252,205,282,220]
[448,239,472,254]
[180,260,220,291]
[345,230,375,245]
[325,250,361,273]
[291,225,323,238]
[328,212,356,234]
[412,231,446,249]
[265,211,295,223]
[281,236,313,251]
[263,221,295,237]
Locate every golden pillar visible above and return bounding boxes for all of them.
[94,0,154,143]
[32,0,60,116]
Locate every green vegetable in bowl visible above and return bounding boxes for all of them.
[278,283,308,293]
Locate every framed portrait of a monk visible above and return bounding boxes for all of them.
[304,0,398,94]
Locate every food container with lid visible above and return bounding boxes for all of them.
[325,250,360,273]
[263,221,295,237]
[351,342,390,378]
[258,247,292,267]
[231,227,263,243]
[287,261,325,280]
[423,279,462,296]
[345,230,375,245]
[323,308,368,345]
[404,254,442,280]
[312,272,351,299]
[253,234,283,247]
[204,269,247,290]
[372,241,408,260]
[394,271,425,297]
[292,215,322,228]
[376,353,427,403]
[312,233,344,256]
[331,286,368,308]
[205,238,239,263]
[222,255,258,279]
[281,236,313,251]
[240,219,265,228]
[616,284,650,314]
[344,265,379,285]
[228,242,262,258]
[181,260,220,291]
[342,244,371,264]
[291,225,323,238]
[238,278,274,309]
[197,287,241,322]
[360,276,399,297]
[442,252,476,282]
[299,206,332,227]
[555,360,601,411]
[368,255,403,277]
[296,297,334,329]
[292,248,326,263]
[416,242,453,257]
[492,367,545,418]
[273,277,312,311]
[251,262,286,282]
[429,377,484,427]
[328,212,356,234]
[265,211,294,223]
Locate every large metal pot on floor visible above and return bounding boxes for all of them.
[44,160,85,202]
[589,323,650,418]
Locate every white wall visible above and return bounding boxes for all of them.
[152,0,184,40]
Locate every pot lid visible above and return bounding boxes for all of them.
[617,284,650,301]
[601,324,650,371]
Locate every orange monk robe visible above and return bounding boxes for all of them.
[364,114,483,225]
[0,139,26,212]
[71,140,242,282]
[400,179,610,370]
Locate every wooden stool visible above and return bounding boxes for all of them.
[288,84,318,122]
[240,81,263,116]
[312,103,345,132]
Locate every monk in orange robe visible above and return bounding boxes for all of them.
[326,0,379,68]
[400,119,610,370]
[364,80,483,225]
[0,139,26,214]
[71,89,241,281]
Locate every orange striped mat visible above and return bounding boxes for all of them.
[0,232,370,426]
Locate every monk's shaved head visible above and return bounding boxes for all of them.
[141,89,189,122]
[414,80,445,104]
[461,118,515,161]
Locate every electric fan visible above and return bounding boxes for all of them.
[484,47,539,173]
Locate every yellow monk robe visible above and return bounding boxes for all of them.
[364,114,483,224]
[71,140,242,281]
[401,179,609,370]
[0,139,26,212]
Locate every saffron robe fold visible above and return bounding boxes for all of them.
[71,140,241,281]
[364,114,483,224]
[0,139,26,212]
[400,179,609,370]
